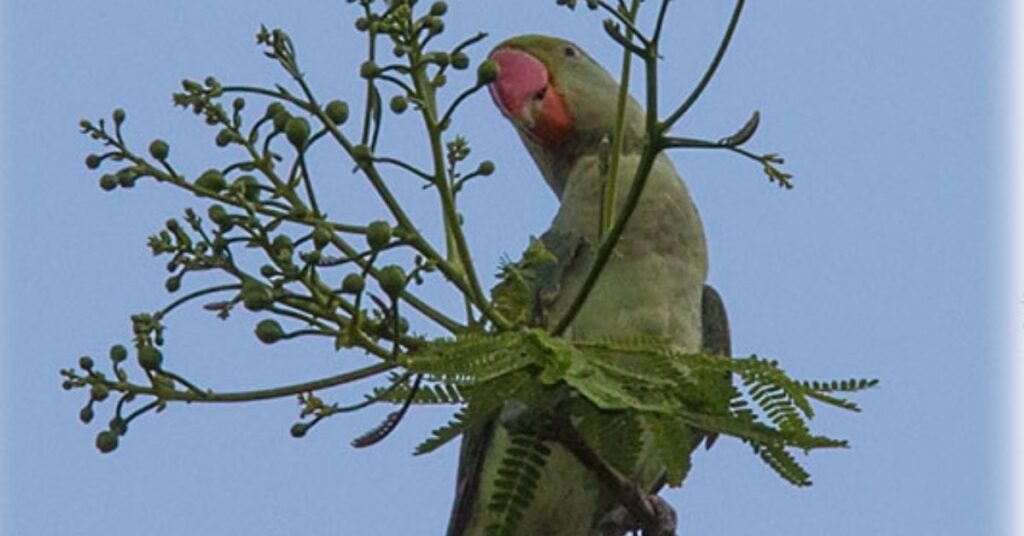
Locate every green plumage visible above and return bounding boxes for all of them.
[448,35,720,536]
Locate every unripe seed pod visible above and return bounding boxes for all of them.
[85,154,102,169]
[265,102,285,120]
[366,220,392,250]
[241,280,274,311]
[79,356,94,370]
[477,60,499,85]
[378,265,407,297]
[325,100,350,125]
[285,117,311,148]
[351,144,372,162]
[215,128,235,147]
[112,108,126,124]
[208,204,230,225]
[149,139,170,161]
[95,431,119,453]
[137,346,163,370]
[79,405,95,424]
[341,273,365,294]
[312,226,332,249]
[256,319,285,344]
[360,61,380,79]
[99,174,118,191]
[91,383,110,402]
[273,109,292,132]
[451,52,470,70]
[477,160,496,176]
[390,95,408,114]
[290,422,309,438]
[110,344,128,363]
[233,175,260,202]
[430,1,448,16]
[165,275,182,293]
[195,169,226,192]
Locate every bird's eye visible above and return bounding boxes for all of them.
[564,46,577,58]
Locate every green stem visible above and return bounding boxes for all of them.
[661,0,746,130]
[601,0,642,234]
[157,284,241,318]
[408,50,510,330]
[553,38,662,336]
[110,361,396,404]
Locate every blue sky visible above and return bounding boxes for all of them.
[1,1,1005,535]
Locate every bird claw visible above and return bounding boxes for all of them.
[597,494,677,536]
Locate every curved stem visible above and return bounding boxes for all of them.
[661,0,746,130]
[157,284,241,318]
[110,361,396,404]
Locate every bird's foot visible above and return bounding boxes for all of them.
[597,494,677,536]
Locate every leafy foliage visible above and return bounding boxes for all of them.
[485,432,552,536]
[400,329,875,489]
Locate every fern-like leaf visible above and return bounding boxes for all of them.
[643,413,695,487]
[485,433,551,536]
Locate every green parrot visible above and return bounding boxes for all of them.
[446,35,730,536]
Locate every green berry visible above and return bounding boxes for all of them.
[272,235,293,255]
[351,144,372,162]
[341,273,365,294]
[215,128,235,147]
[233,175,260,202]
[366,220,392,250]
[164,275,182,293]
[137,346,163,370]
[429,52,450,67]
[273,109,292,132]
[79,405,95,424]
[430,1,448,16]
[425,17,444,35]
[290,422,309,438]
[260,265,277,278]
[233,97,245,111]
[312,226,333,249]
[325,100,350,125]
[208,204,230,226]
[195,169,226,192]
[99,174,118,191]
[255,319,285,344]
[85,154,102,169]
[112,108,126,124]
[96,431,119,453]
[116,169,136,188]
[360,61,380,79]
[355,17,370,32]
[285,117,311,148]
[241,280,274,311]
[110,344,128,363]
[390,95,408,114]
[79,356,94,370]
[109,416,127,435]
[477,160,496,176]
[378,265,407,297]
[90,383,110,402]
[149,139,170,160]
[451,52,470,70]
[265,102,286,120]
[477,60,500,84]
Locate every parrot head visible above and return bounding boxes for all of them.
[487,35,645,196]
